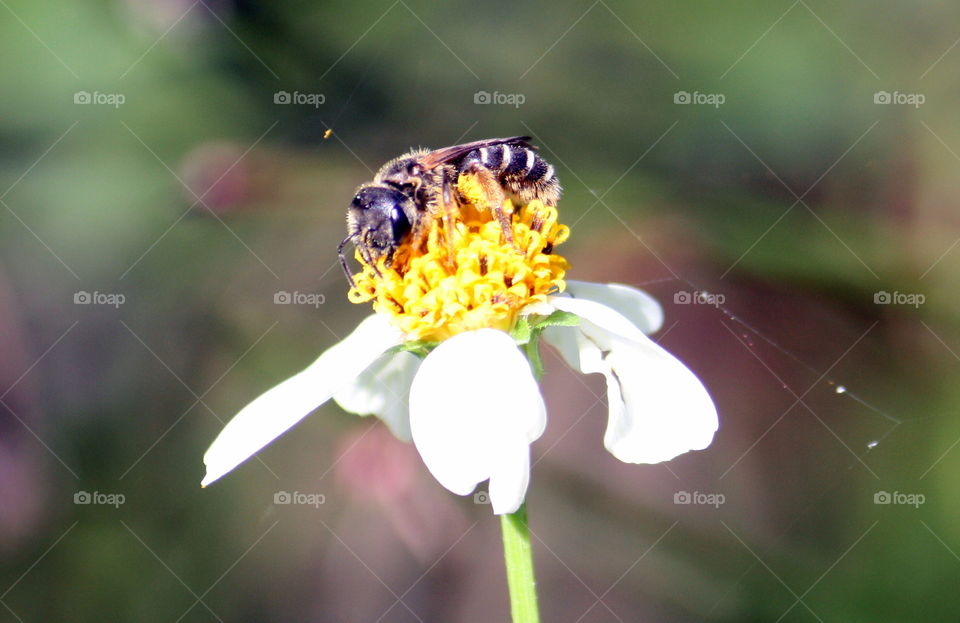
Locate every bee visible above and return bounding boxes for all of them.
[338,136,561,286]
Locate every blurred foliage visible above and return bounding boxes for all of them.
[1,0,959,621]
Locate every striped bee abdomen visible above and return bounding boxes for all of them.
[504,145,532,175]
[460,142,561,206]
[524,157,548,182]
[476,144,505,171]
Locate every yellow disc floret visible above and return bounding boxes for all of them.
[347,172,570,341]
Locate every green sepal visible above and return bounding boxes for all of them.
[511,311,578,379]
[528,310,579,330]
[387,339,440,359]
[511,316,534,345]
[523,337,545,380]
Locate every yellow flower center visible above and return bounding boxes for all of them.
[347,172,570,341]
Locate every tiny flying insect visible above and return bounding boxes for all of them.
[338,136,561,286]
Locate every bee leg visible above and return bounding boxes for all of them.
[461,162,514,247]
[408,209,430,256]
[440,170,460,268]
[337,235,357,288]
[359,234,383,278]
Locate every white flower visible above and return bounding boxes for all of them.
[201,281,718,514]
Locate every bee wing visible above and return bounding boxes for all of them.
[417,136,534,170]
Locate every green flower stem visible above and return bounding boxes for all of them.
[500,503,540,623]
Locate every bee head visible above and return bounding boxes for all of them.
[347,185,412,257]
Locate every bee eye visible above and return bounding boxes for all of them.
[409,164,421,175]
[391,206,410,239]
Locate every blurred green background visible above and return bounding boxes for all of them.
[1,1,958,621]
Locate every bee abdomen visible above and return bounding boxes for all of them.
[466,145,555,182]
[476,145,504,170]
[461,143,561,206]
[524,157,553,184]
[504,145,533,175]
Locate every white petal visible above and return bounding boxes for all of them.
[600,334,717,463]
[541,320,582,371]
[409,329,545,514]
[333,350,420,441]
[542,298,717,464]
[565,280,664,334]
[202,315,402,486]
[571,327,627,423]
[487,439,532,515]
